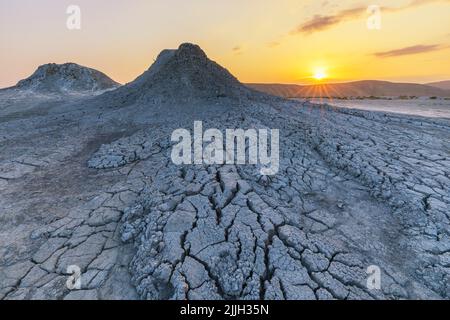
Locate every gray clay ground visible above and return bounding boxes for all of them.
[0,44,449,300]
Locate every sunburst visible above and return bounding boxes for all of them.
[313,68,327,81]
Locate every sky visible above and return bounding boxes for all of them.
[1,0,450,88]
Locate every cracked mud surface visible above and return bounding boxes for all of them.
[1,44,449,300]
[1,94,449,300]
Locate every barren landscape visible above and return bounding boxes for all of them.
[0,44,449,300]
[308,98,450,119]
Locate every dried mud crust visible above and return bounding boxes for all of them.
[1,99,449,300]
[88,105,449,300]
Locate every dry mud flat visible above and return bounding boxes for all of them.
[0,44,449,300]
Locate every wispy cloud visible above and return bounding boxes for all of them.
[232,45,243,55]
[292,7,364,34]
[267,41,281,48]
[374,44,445,57]
[292,0,450,35]
[410,0,450,5]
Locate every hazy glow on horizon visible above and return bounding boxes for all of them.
[1,0,450,88]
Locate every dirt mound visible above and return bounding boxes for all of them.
[109,43,258,105]
[16,63,120,93]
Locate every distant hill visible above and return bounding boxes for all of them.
[14,63,119,93]
[427,80,450,91]
[247,80,450,98]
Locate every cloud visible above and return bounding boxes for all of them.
[292,7,364,34]
[374,44,444,57]
[410,0,450,5]
[291,0,450,35]
[232,45,243,55]
[267,41,281,48]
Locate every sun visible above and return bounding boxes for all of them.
[313,68,327,81]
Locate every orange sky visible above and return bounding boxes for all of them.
[1,0,449,88]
